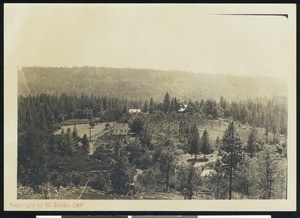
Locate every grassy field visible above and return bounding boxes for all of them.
[54,123,106,139]
[54,122,116,155]
[197,119,283,145]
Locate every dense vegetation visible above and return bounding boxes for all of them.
[18,93,287,136]
[18,66,287,101]
[18,92,287,199]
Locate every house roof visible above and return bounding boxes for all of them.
[113,123,130,130]
[129,109,141,112]
[178,104,188,112]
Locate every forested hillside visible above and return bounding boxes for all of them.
[18,67,287,100]
[17,66,288,200]
[18,93,287,199]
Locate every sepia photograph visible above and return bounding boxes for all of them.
[4,3,296,211]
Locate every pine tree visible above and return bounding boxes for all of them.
[110,156,132,195]
[130,117,144,135]
[122,105,128,114]
[256,145,285,199]
[139,126,152,150]
[201,129,212,154]
[245,128,257,158]
[189,124,200,160]
[82,134,89,153]
[149,97,155,113]
[184,164,196,199]
[216,135,221,147]
[216,135,222,155]
[143,100,149,112]
[89,120,96,129]
[221,121,244,199]
[185,123,190,138]
[154,140,176,193]
[66,128,72,141]
[163,92,170,113]
[174,97,179,111]
[213,158,223,199]
[160,146,175,193]
[170,98,176,112]
[72,125,78,140]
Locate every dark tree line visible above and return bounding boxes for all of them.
[147,93,287,136]
[18,93,145,127]
[18,93,287,137]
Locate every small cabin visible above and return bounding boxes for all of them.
[178,104,194,113]
[178,104,188,112]
[129,109,141,114]
[111,123,130,136]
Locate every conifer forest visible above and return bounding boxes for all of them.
[18,67,288,200]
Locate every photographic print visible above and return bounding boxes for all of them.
[4,3,296,211]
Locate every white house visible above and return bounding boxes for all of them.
[129,109,141,114]
[178,104,188,112]
[111,123,130,136]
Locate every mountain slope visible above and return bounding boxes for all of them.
[18,66,287,101]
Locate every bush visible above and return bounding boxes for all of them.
[71,172,86,186]
[89,173,111,192]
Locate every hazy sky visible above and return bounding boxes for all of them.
[5,4,296,78]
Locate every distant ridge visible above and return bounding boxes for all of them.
[18,66,287,101]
